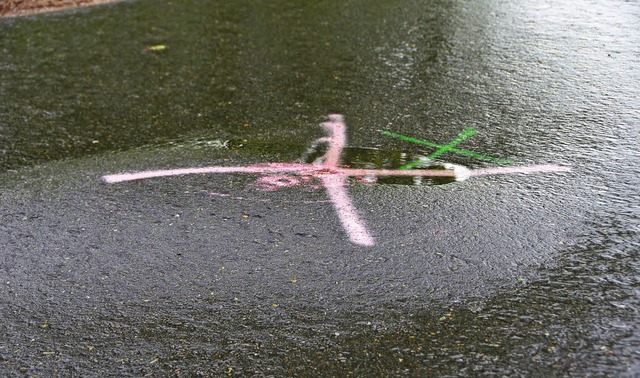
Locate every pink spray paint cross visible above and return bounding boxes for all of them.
[102,114,571,246]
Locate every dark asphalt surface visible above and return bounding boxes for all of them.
[1,0,639,376]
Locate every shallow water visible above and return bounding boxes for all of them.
[1,0,639,375]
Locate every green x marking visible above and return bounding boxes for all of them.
[380,128,512,170]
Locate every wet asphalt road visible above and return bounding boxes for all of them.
[1,0,640,376]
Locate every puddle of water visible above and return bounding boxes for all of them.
[226,139,462,186]
[314,146,459,186]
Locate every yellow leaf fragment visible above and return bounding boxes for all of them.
[145,45,167,52]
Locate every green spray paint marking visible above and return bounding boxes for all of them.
[399,128,476,169]
[380,129,512,169]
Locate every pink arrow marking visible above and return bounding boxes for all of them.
[102,114,571,246]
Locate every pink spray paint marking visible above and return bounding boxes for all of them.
[102,114,571,246]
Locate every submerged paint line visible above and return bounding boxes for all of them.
[103,115,571,246]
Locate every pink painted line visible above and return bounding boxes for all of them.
[103,164,570,184]
[102,164,308,184]
[320,175,375,247]
[320,114,347,168]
